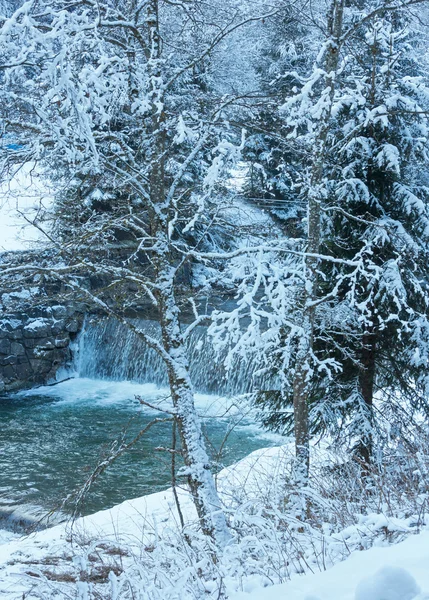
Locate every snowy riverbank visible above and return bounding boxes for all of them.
[0,443,428,599]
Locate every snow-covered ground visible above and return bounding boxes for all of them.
[237,532,429,600]
[0,165,51,252]
[0,444,428,599]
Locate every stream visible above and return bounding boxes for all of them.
[0,318,281,534]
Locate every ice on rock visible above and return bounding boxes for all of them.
[355,566,420,600]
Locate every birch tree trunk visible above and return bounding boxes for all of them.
[157,269,231,549]
[291,0,345,483]
[145,0,230,553]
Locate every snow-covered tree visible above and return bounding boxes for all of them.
[311,9,429,465]
[210,0,429,482]
[0,0,275,558]
[210,0,349,484]
[240,2,321,233]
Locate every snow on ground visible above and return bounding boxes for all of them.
[0,530,18,546]
[0,165,51,252]
[223,161,280,231]
[0,443,429,598]
[227,162,248,194]
[0,483,198,598]
[234,532,429,600]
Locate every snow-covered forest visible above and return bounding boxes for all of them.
[1,0,429,598]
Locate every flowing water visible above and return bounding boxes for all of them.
[76,316,269,395]
[0,318,281,533]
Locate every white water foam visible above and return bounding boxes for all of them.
[21,377,261,424]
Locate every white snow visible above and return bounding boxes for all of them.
[0,530,18,545]
[0,441,429,599]
[0,319,21,330]
[23,318,50,331]
[227,161,248,194]
[2,288,39,308]
[232,533,429,599]
[354,566,421,600]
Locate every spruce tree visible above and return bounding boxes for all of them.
[256,6,429,466]
[211,1,429,475]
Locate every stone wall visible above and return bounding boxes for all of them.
[0,305,84,392]
[0,245,225,393]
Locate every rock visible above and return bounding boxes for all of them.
[0,355,17,366]
[36,338,55,350]
[0,340,11,355]
[8,329,23,340]
[0,319,22,332]
[2,365,16,380]
[51,305,68,319]
[0,305,81,391]
[10,342,25,356]
[65,319,80,333]
[33,348,53,360]
[15,363,33,380]
[17,355,30,365]
[6,380,27,391]
[23,319,52,338]
[52,319,66,335]
[22,338,37,349]
[54,336,70,348]
[29,359,52,374]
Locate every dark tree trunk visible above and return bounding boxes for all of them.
[357,332,377,471]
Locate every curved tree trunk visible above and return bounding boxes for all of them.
[145,0,230,556]
[156,274,231,551]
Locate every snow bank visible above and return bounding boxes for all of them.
[1,443,429,599]
[355,566,420,600]
[233,532,429,600]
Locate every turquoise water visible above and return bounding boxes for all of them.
[0,378,277,525]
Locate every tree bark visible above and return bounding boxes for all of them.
[357,332,377,471]
[157,277,231,550]
[291,0,345,483]
[144,0,230,554]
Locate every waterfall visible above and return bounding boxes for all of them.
[76,317,272,396]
